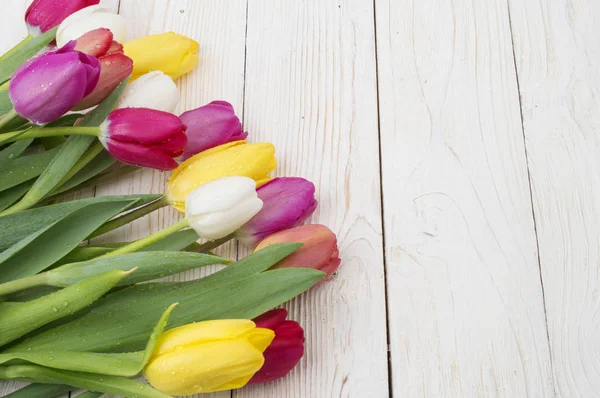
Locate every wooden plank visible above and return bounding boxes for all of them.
[374,0,555,396]
[93,1,247,397]
[235,1,389,397]
[508,0,600,395]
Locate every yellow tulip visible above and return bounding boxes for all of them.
[124,32,199,80]
[144,320,274,395]
[167,140,276,213]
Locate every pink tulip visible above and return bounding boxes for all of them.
[179,101,248,160]
[249,309,304,384]
[73,28,133,110]
[9,42,100,124]
[25,0,100,35]
[254,224,341,279]
[237,177,317,247]
[99,108,187,170]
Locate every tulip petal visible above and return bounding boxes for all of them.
[104,139,179,170]
[73,27,113,57]
[117,71,179,112]
[25,0,100,34]
[105,108,186,145]
[253,308,288,330]
[56,5,126,47]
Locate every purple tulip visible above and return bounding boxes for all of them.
[236,177,318,247]
[9,42,100,125]
[179,100,248,160]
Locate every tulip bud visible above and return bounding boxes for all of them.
[9,42,100,124]
[56,5,126,48]
[117,71,179,112]
[99,108,187,170]
[185,177,263,240]
[249,309,305,384]
[144,319,274,395]
[254,224,341,279]
[25,0,100,35]
[72,28,133,110]
[124,32,199,80]
[179,101,247,161]
[237,178,318,247]
[167,141,276,213]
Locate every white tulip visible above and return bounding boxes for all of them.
[185,177,263,240]
[117,71,179,112]
[56,5,126,47]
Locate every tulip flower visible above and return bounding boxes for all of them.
[8,42,100,124]
[249,309,305,384]
[237,177,318,247]
[117,71,179,112]
[186,176,263,240]
[255,224,341,278]
[179,101,247,161]
[144,319,274,395]
[99,108,187,170]
[167,140,276,213]
[73,28,133,110]
[56,5,126,48]
[124,32,199,80]
[25,0,100,35]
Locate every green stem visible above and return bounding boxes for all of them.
[52,142,105,191]
[102,218,191,257]
[188,234,234,253]
[0,126,100,142]
[0,273,48,297]
[0,109,18,130]
[0,81,9,92]
[89,196,169,239]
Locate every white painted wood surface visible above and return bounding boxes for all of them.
[2,0,600,396]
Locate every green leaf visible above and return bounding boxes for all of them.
[0,28,57,84]
[3,383,71,398]
[0,200,136,283]
[139,228,200,251]
[11,246,323,353]
[4,78,129,213]
[52,150,115,195]
[0,181,31,212]
[73,392,102,398]
[0,89,12,116]
[0,304,175,376]
[0,139,33,164]
[0,269,132,347]
[0,147,60,192]
[0,364,170,398]
[0,194,161,251]
[48,251,229,287]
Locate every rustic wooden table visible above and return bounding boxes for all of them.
[1,0,599,397]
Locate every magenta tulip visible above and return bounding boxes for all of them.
[179,101,248,160]
[99,108,187,170]
[254,224,341,279]
[25,0,100,35]
[73,28,133,110]
[237,177,317,247]
[9,42,100,124]
[249,309,305,384]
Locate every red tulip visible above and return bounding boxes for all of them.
[249,309,304,384]
[99,108,187,170]
[25,0,100,35]
[73,28,133,110]
[254,224,341,279]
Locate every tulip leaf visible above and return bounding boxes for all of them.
[4,79,129,213]
[52,150,115,195]
[2,383,71,398]
[0,364,170,398]
[0,27,58,84]
[0,89,12,116]
[48,251,229,287]
[0,200,136,283]
[0,181,31,212]
[0,146,60,193]
[0,269,131,347]
[0,139,33,164]
[12,245,323,353]
[0,304,175,377]
[0,194,161,250]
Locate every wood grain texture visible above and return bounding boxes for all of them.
[508,0,600,396]
[235,1,389,397]
[375,0,555,396]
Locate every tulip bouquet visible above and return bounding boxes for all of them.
[0,1,341,397]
